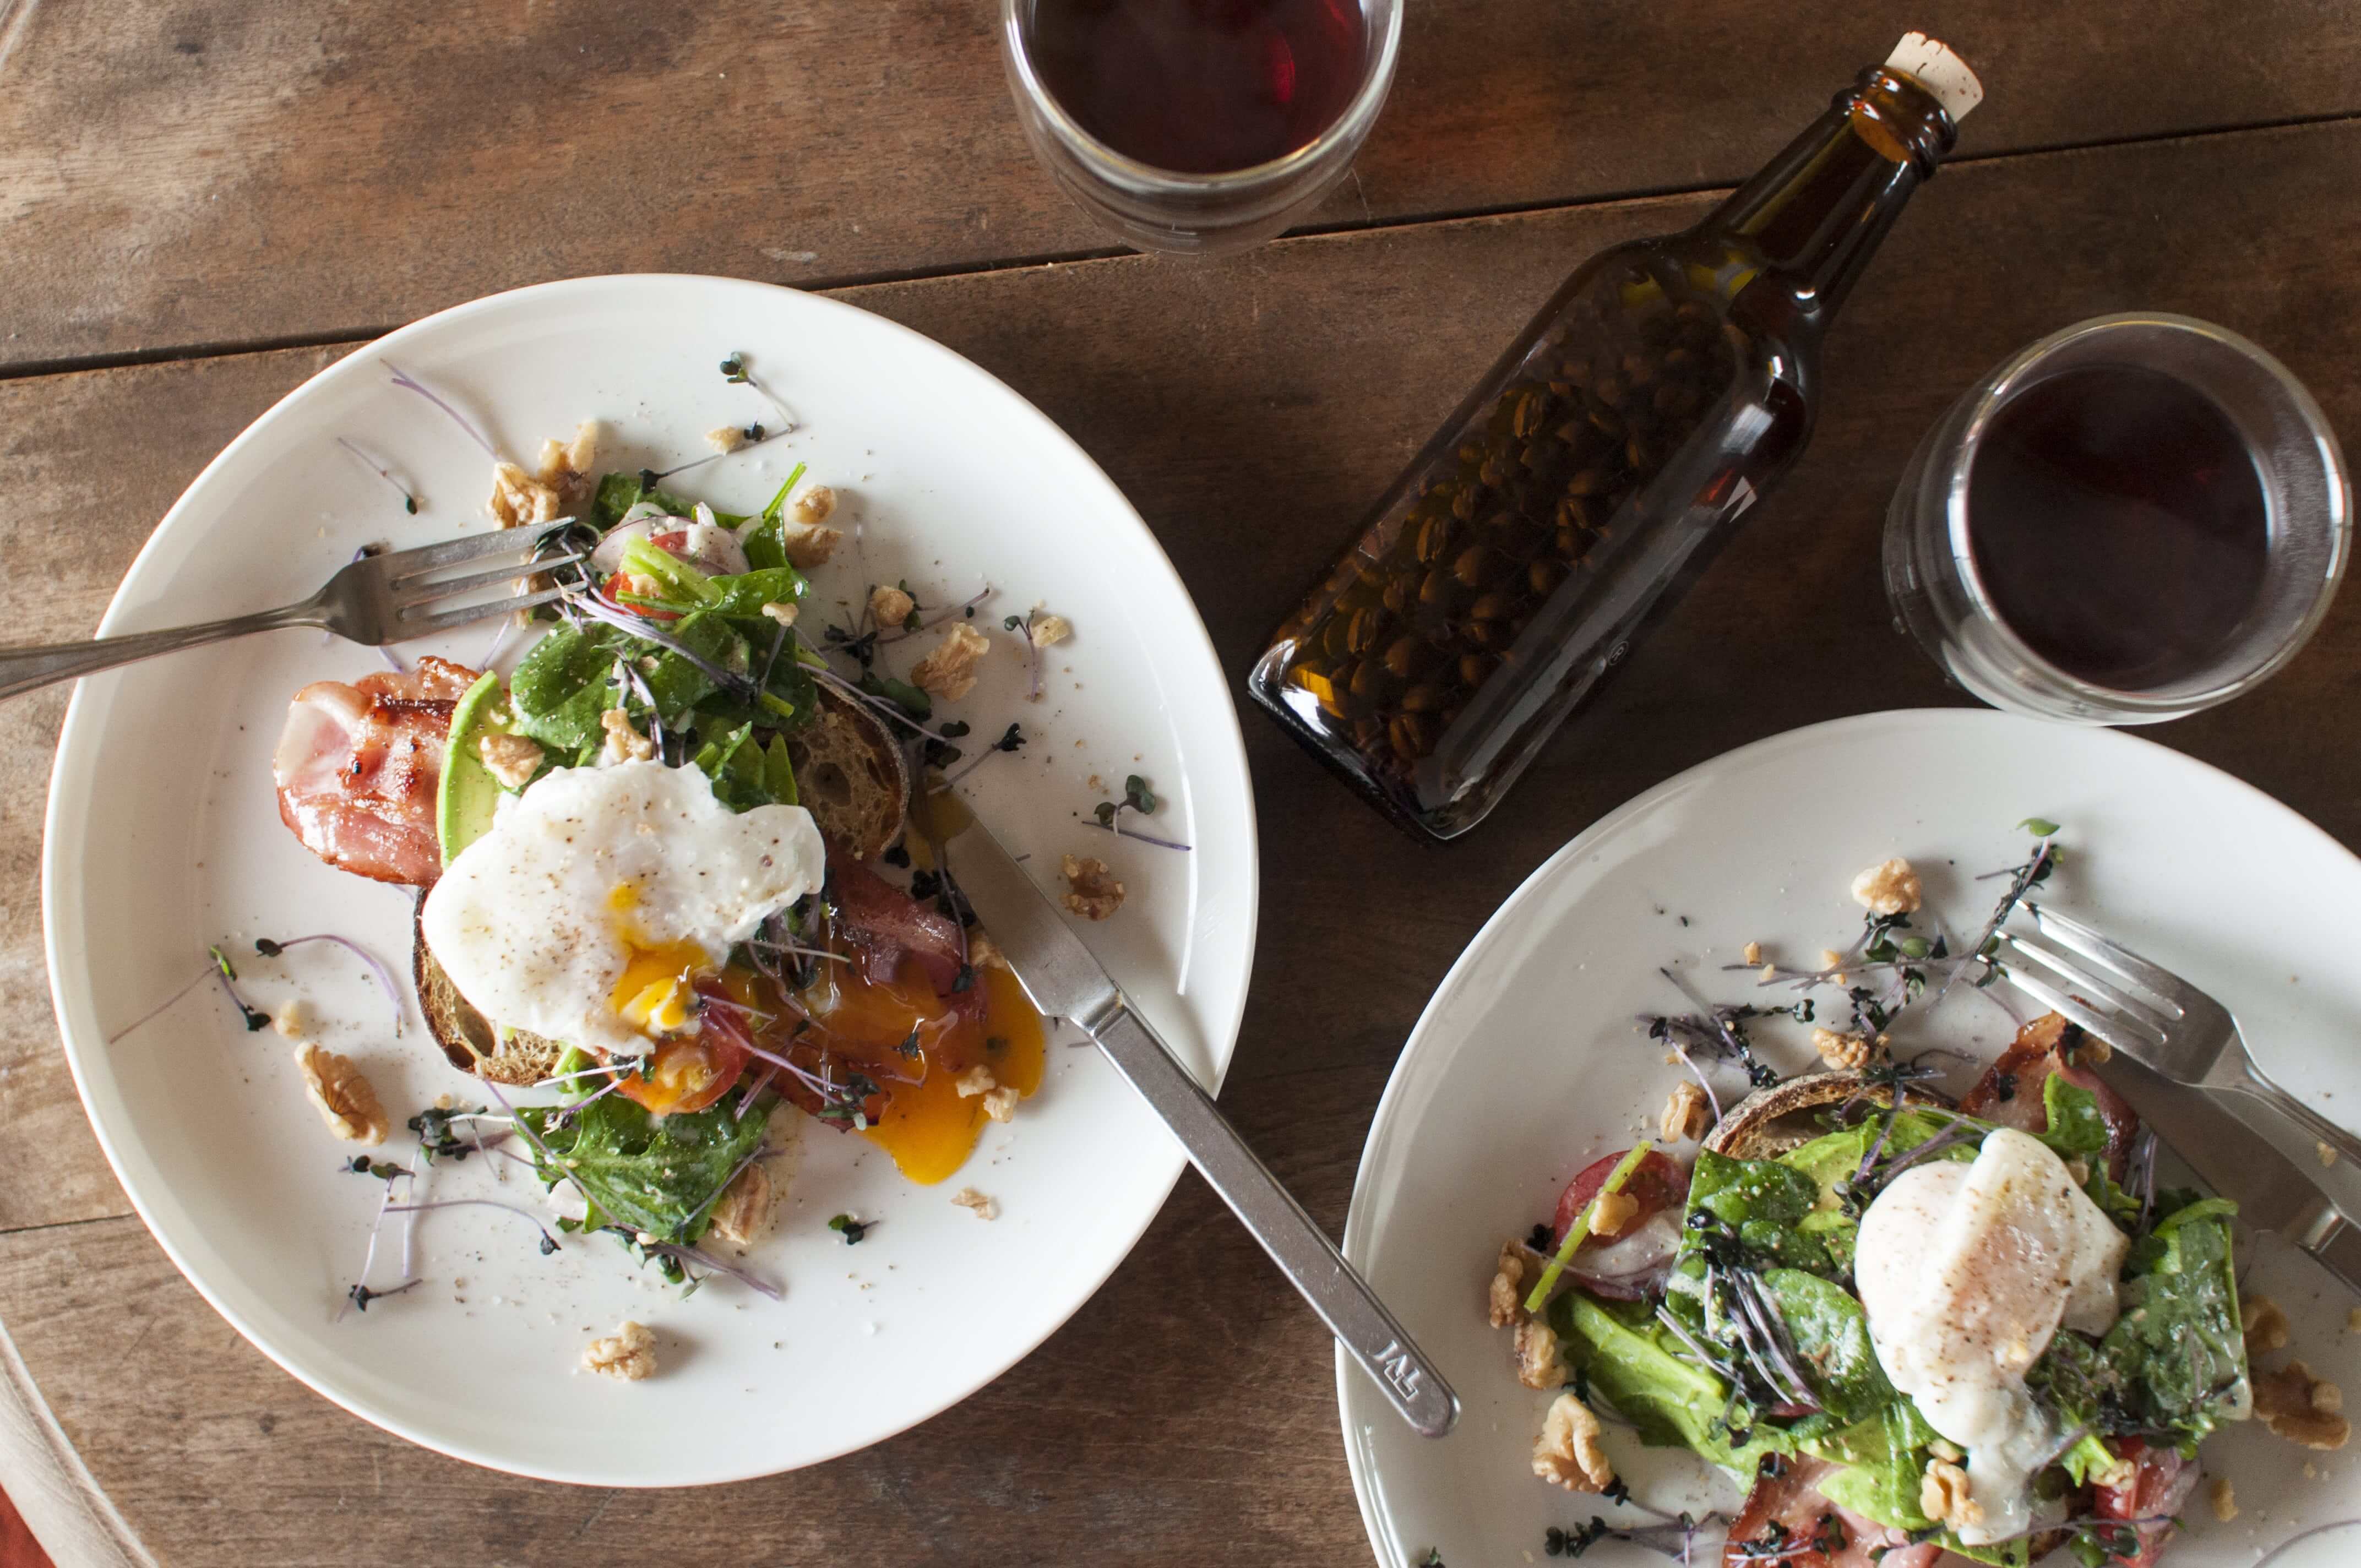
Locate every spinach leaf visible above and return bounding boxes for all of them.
[518,1087,770,1244]
[590,472,645,531]
[1551,1291,1793,1477]
[509,623,619,748]
[1684,1150,1839,1276]
[638,611,749,720]
[1762,1267,1894,1423]
[2037,1075,2110,1166]
[692,722,799,813]
[2101,1194,2247,1440]
[739,464,808,571]
[706,567,809,619]
[1811,1402,1939,1532]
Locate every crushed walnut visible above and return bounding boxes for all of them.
[869,584,916,628]
[969,930,1009,970]
[2322,1140,2341,1168]
[1029,613,1072,648]
[1813,1026,1880,1071]
[953,1067,1018,1120]
[779,521,841,569]
[1489,1240,1529,1329]
[706,1162,774,1246]
[761,600,798,627]
[2349,1306,2361,1334]
[2254,1361,2351,1450]
[489,421,599,529]
[1532,1391,1615,1492]
[600,707,655,764]
[2208,1476,2238,1523]
[583,1320,657,1381]
[1060,854,1124,921]
[294,1042,388,1145]
[1919,1458,1982,1530]
[1588,1190,1639,1239]
[911,622,991,702]
[981,1085,1018,1123]
[704,424,750,455]
[1820,949,1847,986]
[477,731,544,790]
[1514,1319,1562,1390]
[793,484,837,525]
[1851,857,1923,916]
[1742,941,1763,966]
[2244,1295,2292,1355]
[271,999,310,1039]
[1661,1081,1711,1143]
[951,1186,997,1220]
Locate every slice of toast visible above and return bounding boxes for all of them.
[418,686,909,1082]
[1703,1069,1943,1160]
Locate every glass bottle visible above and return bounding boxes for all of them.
[1248,36,1982,840]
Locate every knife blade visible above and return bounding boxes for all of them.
[2092,1054,2361,1294]
[943,812,1460,1438]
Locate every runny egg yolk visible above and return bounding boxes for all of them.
[609,940,706,1033]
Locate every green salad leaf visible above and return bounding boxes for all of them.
[739,465,809,572]
[1683,1149,1840,1276]
[517,1085,770,1244]
[509,623,622,749]
[1551,1292,1794,1476]
[1761,1267,1894,1423]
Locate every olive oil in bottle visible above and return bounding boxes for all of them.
[1248,34,1983,840]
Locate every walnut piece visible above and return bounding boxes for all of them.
[955,1065,997,1098]
[271,999,310,1039]
[1813,1027,1879,1071]
[477,731,544,790]
[779,523,841,569]
[1919,1458,1983,1529]
[583,1320,657,1381]
[1742,940,1763,966]
[793,484,837,525]
[869,584,916,628]
[1851,857,1923,916]
[704,424,750,455]
[2209,1476,2238,1523]
[600,707,655,764]
[706,1162,774,1246]
[1532,1392,1615,1492]
[2255,1361,2351,1450]
[1488,1240,1529,1329]
[760,601,798,627]
[951,1186,997,1220]
[1588,1190,1639,1239]
[969,930,1009,971]
[1661,1080,1711,1142]
[1029,613,1072,648]
[911,622,991,702]
[294,1043,387,1145]
[2244,1295,2293,1355]
[981,1085,1018,1123]
[1515,1319,1562,1390]
[489,421,599,529]
[1060,854,1125,920]
[2321,1140,2341,1168]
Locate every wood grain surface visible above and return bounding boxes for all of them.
[3,0,2360,369]
[3,7,2360,1562]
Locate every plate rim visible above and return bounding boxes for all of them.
[40,271,1261,1487]
[1329,705,2361,1566]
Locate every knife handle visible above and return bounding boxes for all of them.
[1086,1002,1460,1438]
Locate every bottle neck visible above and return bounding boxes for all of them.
[1704,67,1960,317]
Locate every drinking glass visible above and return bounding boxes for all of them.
[998,0,1402,257]
[1884,312,2349,723]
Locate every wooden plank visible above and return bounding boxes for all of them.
[4,0,2361,368]
[0,1063,1388,1565]
[5,115,2361,1554]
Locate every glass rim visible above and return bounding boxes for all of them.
[1936,310,2352,714]
[998,0,1404,198]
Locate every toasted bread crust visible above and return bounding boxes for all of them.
[414,900,563,1086]
[787,684,909,863]
[1703,1069,1941,1160]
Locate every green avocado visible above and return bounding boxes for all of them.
[438,669,512,864]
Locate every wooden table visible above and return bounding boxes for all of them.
[3,2,2358,1560]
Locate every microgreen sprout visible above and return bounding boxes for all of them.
[878,584,993,643]
[944,721,1028,787]
[253,934,405,1036]
[715,351,797,433]
[1004,610,1047,700]
[209,945,269,1031]
[334,437,420,513]
[804,660,968,743]
[385,362,499,459]
[1085,773,1193,851]
[387,1199,563,1256]
[828,1213,871,1245]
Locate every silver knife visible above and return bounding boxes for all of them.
[945,813,1460,1438]
[2092,1053,2361,1294]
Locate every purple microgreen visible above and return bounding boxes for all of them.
[736,1065,779,1121]
[828,1213,871,1244]
[1654,1303,1737,1381]
[1003,610,1045,700]
[337,1160,415,1322]
[334,437,420,514]
[253,934,405,1037]
[805,660,964,742]
[716,352,797,434]
[384,362,499,459]
[551,1075,625,1128]
[943,722,1028,787]
[107,965,212,1044]
[568,589,791,721]
[1663,1037,1724,1125]
[387,1198,562,1255]
[209,944,269,1031]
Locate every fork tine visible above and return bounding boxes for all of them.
[382,527,566,584]
[391,550,587,607]
[1993,929,2175,1038]
[1991,954,2169,1058]
[389,586,570,636]
[2026,907,2194,1014]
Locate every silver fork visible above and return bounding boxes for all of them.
[0,529,585,701]
[1990,906,2361,1169]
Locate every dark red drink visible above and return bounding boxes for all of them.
[1025,0,1368,174]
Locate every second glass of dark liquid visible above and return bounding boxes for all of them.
[1885,313,2349,723]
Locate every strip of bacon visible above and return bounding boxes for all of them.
[827,850,975,1006]
[1958,1012,2141,1181]
[273,656,478,888]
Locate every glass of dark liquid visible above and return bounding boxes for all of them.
[1885,313,2349,723]
[999,0,1401,255]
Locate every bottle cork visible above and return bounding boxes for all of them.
[1886,32,1983,123]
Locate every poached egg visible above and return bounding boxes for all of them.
[420,759,825,1056]
[1854,1127,2128,1544]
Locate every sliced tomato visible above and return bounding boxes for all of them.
[1552,1148,1688,1248]
[1545,1148,1690,1300]
[1723,1456,1941,1568]
[609,982,755,1116]
[2091,1439,2193,1568]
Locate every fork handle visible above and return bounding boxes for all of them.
[2207,1053,2361,1171]
[0,600,326,702]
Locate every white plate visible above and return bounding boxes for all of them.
[42,275,1259,1486]
[1338,709,2361,1567]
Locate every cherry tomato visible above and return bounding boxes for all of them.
[1551,1148,1689,1249]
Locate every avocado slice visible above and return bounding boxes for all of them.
[438,669,511,864]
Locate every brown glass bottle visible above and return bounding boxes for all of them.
[1249,43,1979,840]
